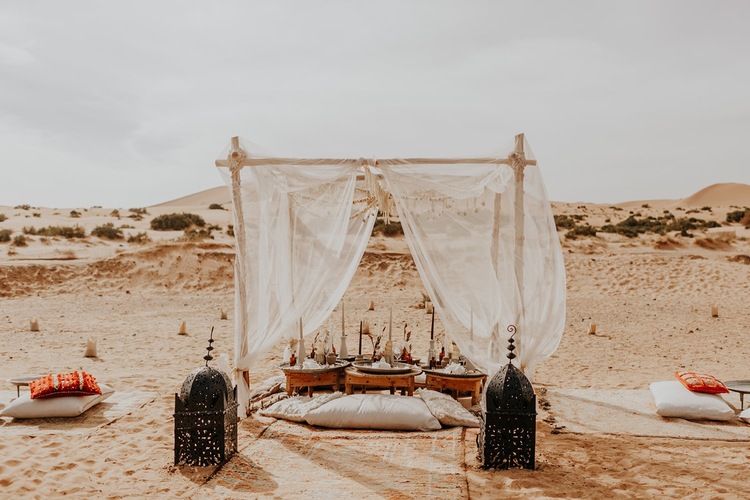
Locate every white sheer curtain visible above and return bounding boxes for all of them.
[379,138,565,380]
[218,141,377,416]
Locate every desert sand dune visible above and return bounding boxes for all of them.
[2,184,750,498]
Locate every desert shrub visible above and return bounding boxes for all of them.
[70,210,81,218]
[32,212,41,218]
[181,228,213,241]
[726,209,749,224]
[129,207,149,215]
[110,209,121,218]
[209,203,225,210]
[127,214,143,221]
[701,206,712,212]
[23,225,86,238]
[599,215,720,239]
[695,237,732,251]
[0,229,11,242]
[641,204,650,209]
[150,212,206,231]
[554,215,575,230]
[119,224,135,229]
[372,218,404,236]
[127,232,151,244]
[13,234,27,246]
[565,225,597,240]
[227,224,234,237]
[0,214,7,223]
[15,204,31,210]
[92,223,124,240]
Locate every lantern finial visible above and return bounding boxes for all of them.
[506,324,516,361]
[204,327,215,366]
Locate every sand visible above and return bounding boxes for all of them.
[2,183,750,499]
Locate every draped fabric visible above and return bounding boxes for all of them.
[218,135,565,416]
[218,143,377,416]
[379,138,566,381]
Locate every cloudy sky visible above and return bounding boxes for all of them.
[1,1,748,208]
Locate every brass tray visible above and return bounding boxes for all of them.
[352,360,414,375]
[279,360,350,374]
[421,368,486,379]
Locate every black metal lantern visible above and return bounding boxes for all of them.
[477,325,536,469]
[174,329,238,466]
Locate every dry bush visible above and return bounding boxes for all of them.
[654,237,685,251]
[55,249,78,260]
[727,254,750,265]
[694,237,732,251]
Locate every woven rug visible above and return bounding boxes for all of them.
[204,418,468,499]
[546,388,750,441]
[0,390,158,436]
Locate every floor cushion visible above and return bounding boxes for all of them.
[417,388,480,427]
[305,394,441,431]
[0,383,114,419]
[259,392,344,423]
[650,381,733,421]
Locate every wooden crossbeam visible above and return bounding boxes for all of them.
[216,135,537,168]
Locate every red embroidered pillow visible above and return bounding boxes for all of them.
[675,371,729,394]
[29,371,102,399]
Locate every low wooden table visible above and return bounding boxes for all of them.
[344,367,421,396]
[724,380,750,410]
[424,371,487,405]
[281,364,348,397]
[6,376,41,397]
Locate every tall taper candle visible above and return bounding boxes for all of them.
[389,307,393,341]
[430,307,435,340]
[341,302,345,337]
[297,317,305,361]
[358,320,363,355]
[470,308,473,339]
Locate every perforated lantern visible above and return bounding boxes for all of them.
[477,326,536,469]
[174,329,238,466]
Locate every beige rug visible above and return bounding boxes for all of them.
[546,388,750,441]
[0,390,158,436]
[203,418,468,499]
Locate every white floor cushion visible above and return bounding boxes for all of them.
[739,407,750,424]
[417,389,480,427]
[259,392,344,423]
[650,381,734,421]
[305,394,441,431]
[0,383,114,419]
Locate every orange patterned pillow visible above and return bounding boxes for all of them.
[29,371,102,399]
[675,371,729,394]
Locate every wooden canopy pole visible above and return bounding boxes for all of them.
[510,133,535,371]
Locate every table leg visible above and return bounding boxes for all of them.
[741,393,745,409]
[390,385,395,395]
[345,383,353,395]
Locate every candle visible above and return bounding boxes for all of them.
[389,307,393,341]
[430,307,435,340]
[470,308,473,339]
[359,320,362,356]
[299,317,303,339]
[341,302,345,337]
